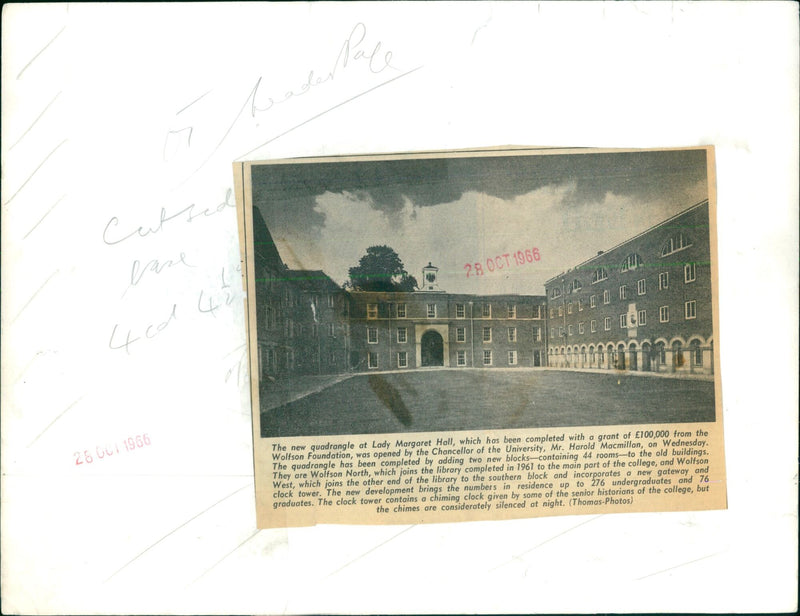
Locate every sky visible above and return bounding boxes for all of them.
[251,148,709,295]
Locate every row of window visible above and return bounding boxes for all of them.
[367,302,544,320]
[366,349,517,369]
[549,267,698,317]
[549,301,698,337]
[550,255,697,300]
[366,326,542,344]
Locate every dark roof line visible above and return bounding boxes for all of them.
[544,199,709,285]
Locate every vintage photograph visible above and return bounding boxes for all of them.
[242,148,717,438]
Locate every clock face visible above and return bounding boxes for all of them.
[426,273,436,282]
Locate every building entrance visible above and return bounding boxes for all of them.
[421,330,444,366]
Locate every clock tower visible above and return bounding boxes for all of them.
[421,262,443,292]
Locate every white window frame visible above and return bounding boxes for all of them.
[660,305,670,323]
[685,300,697,320]
[366,303,378,319]
[568,325,573,336]
[427,303,437,318]
[590,320,597,333]
[659,272,669,290]
[396,303,406,318]
[590,295,597,308]
[637,279,646,295]
[638,310,646,326]
[327,294,335,308]
[457,350,467,366]
[603,290,610,304]
[620,314,628,328]
[456,303,465,319]
[397,327,407,343]
[619,285,628,300]
[604,317,611,331]
[508,350,517,365]
[367,327,378,344]
[508,327,517,342]
[483,327,492,343]
[578,299,583,312]
[397,351,408,368]
[456,327,466,343]
[483,350,493,366]
[507,304,516,319]
[368,352,379,369]
[567,302,573,314]
[482,303,492,318]
[685,262,697,283]
[579,322,585,334]
[533,327,541,342]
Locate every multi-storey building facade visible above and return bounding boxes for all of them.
[543,200,713,375]
[253,199,713,380]
[348,265,547,372]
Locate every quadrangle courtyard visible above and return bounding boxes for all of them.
[260,369,716,438]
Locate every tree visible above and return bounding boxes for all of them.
[348,245,418,292]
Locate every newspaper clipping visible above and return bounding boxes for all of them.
[235,147,726,529]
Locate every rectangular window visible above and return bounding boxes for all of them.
[508,350,517,365]
[368,352,378,369]
[327,294,335,308]
[533,327,541,342]
[637,279,646,295]
[328,323,335,337]
[532,305,541,319]
[457,350,467,366]
[396,303,406,318]
[456,303,465,319]
[397,327,407,343]
[397,351,408,368]
[685,300,697,319]
[558,305,563,317]
[568,325,573,336]
[508,327,517,342]
[603,290,610,304]
[559,327,564,337]
[483,350,492,366]
[619,285,628,300]
[507,304,516,318]
[367,327,378,344]
[638,310,646,326]
[685,262,696,283]
[568,302,573,314]
[579,322,585,334]
[483,327,492,342]
[659,272,669,290]
[660,306,670,323]
[620,314,628,328]
[482,303,491,318]
[456,327,466,343]
[604,317,611,331]
[590,320,597,333]
[427,303,436,318]
[578,299,583,311]
[590,294,597,308]
[367,303,378,319]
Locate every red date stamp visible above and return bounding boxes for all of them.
[73,434,152,465]
[464,248,541,278]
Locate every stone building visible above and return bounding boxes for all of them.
[543,200,713,375]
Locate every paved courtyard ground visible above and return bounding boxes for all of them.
[260,368,716,438]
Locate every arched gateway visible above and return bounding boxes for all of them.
[420,330,444,366]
